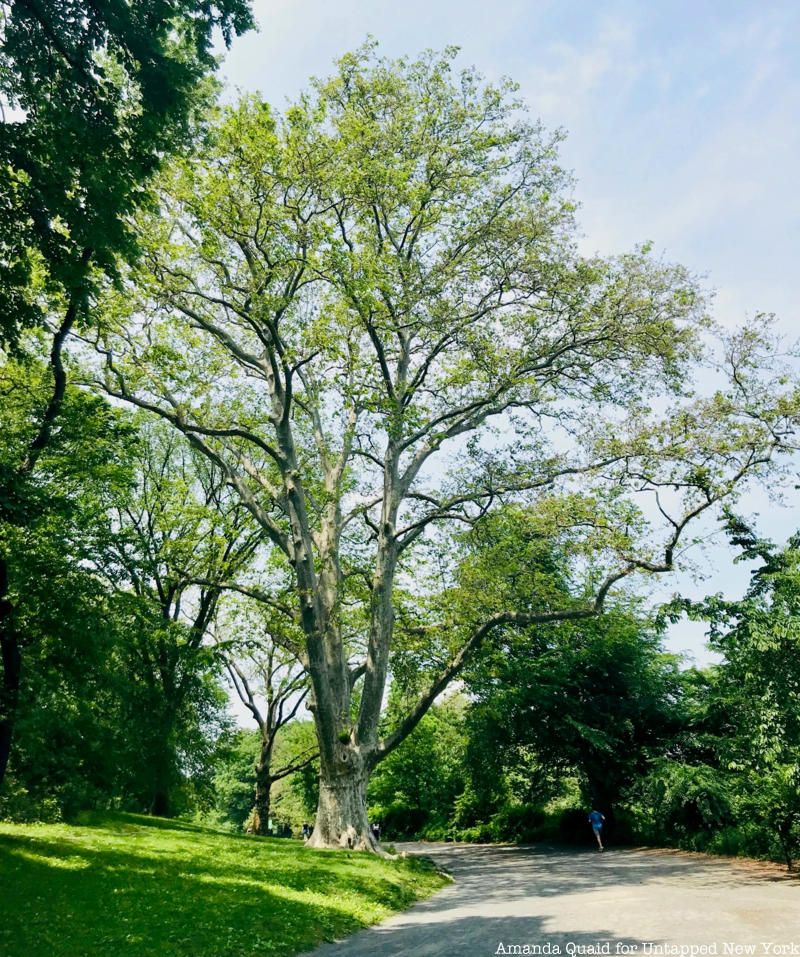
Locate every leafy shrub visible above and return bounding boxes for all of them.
[0,776,63,823]
[631,761,733,843]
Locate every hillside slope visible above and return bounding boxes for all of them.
[0,815,447,956]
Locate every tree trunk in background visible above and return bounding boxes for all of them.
[0,557,20,789]
[146,698,182,817]
[148,735,174,817]
[251,739,274,835]
[149,788,170,817]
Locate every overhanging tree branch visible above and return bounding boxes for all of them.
[374,462,769,763]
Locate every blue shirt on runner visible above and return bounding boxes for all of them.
[588,810,604,828]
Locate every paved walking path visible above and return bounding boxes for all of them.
[303,842,800,957]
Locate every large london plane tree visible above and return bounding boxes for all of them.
[98,45,800,850]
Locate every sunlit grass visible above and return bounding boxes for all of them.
[0,814,447,956]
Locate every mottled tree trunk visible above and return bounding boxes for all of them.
[307,748,379,851]
[305,475,398,852]
[0,557,20,789]
[304,625,382,851]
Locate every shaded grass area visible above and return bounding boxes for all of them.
[0,814,448,957]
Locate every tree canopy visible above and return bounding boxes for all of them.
[0,0,254,345]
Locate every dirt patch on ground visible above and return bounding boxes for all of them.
[628,844,800,883]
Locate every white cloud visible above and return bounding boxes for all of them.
[521,16,644,126]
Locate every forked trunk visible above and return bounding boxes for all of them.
[307,750,380,852]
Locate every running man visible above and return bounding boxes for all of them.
[588,809,605,851]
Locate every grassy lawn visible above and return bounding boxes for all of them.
[0,814,448,957]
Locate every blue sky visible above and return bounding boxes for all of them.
[216,1,800,664]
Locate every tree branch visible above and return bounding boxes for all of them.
[374,477,747,763]
[20,247,92,474]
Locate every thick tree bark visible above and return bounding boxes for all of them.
[304,446,400,851]
[303,616,383,851]
[0,557,20,789]
[307,748,379,851]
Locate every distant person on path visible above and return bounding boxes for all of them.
[588,809,605,851]
[302,822,312,841]
[371,821,381,842]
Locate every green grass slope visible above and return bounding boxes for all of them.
[0,814,447,956]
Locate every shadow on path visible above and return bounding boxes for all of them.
[302,842,800,957]
[308,913,649,957]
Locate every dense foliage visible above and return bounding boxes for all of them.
[0,0,254,804]
[629,521,800,869]
[363,520,800,871]
[0,0,253,344]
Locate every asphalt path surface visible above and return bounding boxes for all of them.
[303,842,800,957]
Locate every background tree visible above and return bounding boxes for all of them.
[0,352,131,787]
[368,694,467,839]
[623,518,800,869]
[99,45,800,850]
[207,728,260,830]
[205,721,319,833]
[385,509,682,838]
[0,0,253,792]
[268,721,320,833]
[95,421,261,816]
[465,610,681,819]
[218,596,314,834]
[690,520,800,868]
